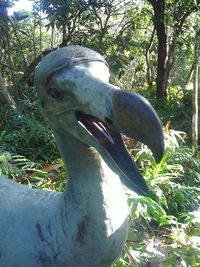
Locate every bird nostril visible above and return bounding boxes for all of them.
[105,117,113,125]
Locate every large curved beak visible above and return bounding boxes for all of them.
[76,85,164,196]
[106,89,165,195]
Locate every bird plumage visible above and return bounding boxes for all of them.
[0,46,164,267]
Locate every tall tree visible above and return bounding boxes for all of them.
[147,0,167,99]
[147,0,200,99]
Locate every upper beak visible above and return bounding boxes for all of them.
[112,90,165,163]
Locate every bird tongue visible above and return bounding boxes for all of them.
[76,111,149,195]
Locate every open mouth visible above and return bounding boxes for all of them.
[75,110,149,195]
[76,110,115,146]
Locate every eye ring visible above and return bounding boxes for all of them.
[47,87,64,100]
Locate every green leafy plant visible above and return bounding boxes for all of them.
[114,126,200,267]
[0,105,59,161]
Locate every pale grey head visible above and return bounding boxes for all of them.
[35,46,165,195]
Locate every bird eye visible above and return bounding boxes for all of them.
[47,87,64,100]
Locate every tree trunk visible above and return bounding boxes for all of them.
[8,16,27,70]
[39,3,43,53]
[192,29,199,157]
[145,27,155,90]
[148,0,167,99]
[0,2,19,101]
[51,25,54,50]
[60,26,68,47]
[0,71,16,109]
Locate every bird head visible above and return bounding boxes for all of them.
[35,46,164,196]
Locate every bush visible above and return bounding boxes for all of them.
[0,104,59,161]
[114,127,200,267]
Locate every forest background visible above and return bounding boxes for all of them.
[0,0,200,266]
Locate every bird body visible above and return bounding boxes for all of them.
[0,132,129,267]
[0,135,128,267]
[0,46,164,267]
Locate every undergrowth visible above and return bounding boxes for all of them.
[114,125,200,267]
[0,104,59,161]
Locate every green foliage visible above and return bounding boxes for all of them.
[0,151,13,176]
[0,150,41,181]
[0,150,66,190]
[0,104,59,161]
[114,127,200,266]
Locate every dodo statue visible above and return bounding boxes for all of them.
[0,46,164,267]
